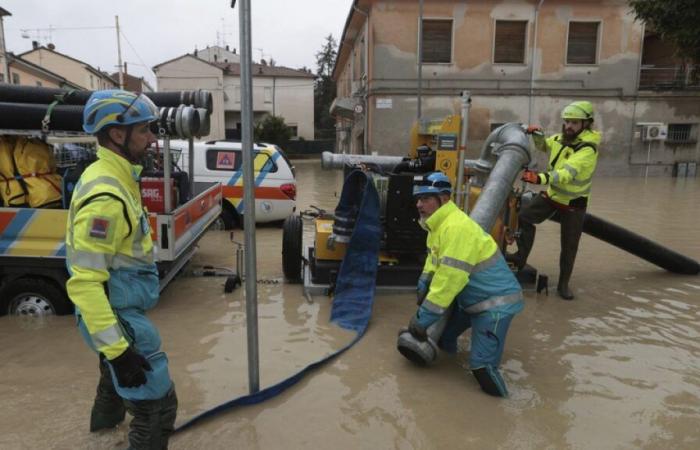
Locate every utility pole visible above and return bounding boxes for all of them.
[115,15,124,89]
[0,8,11,84]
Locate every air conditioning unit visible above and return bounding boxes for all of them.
[642,124,668,141]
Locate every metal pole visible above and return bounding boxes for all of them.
[645,140,651,178]
[455,90,470,207]
[188,137,195,199]
[417,0,423,120]
[528,0,544,123]
[236,0,260,394]
[115,16,124,90]
[163,136,172,213]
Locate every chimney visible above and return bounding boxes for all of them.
[261,59,267,66]
[32,40,39,49]
[124,62,128,75]
[194,46,198,57]
[226,44,229,51]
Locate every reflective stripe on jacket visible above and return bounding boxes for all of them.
[66,146,156,360]
[533,128,601,206]
[420,201,520,314]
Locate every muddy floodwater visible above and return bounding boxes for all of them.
[1,160,699,449]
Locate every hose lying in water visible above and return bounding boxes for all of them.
[550,212,700,275]
[174,170,381,432]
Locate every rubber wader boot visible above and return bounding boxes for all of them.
[558,208,585,301]
[90,359,126,432]
[513,219,536,272]
[124,388,178,450]
[557,281,574,300]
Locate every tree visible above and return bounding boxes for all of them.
[314,34,338,139]
[629,0,700,62]
[254,115,292,145]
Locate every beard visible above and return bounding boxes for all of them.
[561,125,579,144]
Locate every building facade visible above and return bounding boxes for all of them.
[7,52,82,89]
[20,44,117,90]
[154,52,315,141]
[332,0,700,176]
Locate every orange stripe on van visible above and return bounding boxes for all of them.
[222,185,291,200]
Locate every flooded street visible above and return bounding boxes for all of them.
[1,161,699,449]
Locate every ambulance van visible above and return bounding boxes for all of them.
[167,140,296,229]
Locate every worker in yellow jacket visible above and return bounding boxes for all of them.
[65,90,176,448]
[514,100,601,300]
[403,172,523,397]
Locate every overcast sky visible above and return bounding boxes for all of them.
[2,0,352,87]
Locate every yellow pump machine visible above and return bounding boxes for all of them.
[282,94,523,294]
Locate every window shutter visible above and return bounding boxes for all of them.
[567,22,599,64]
[422,20,452,63]
[494,21,527,64]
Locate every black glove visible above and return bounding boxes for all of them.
[110,347,152,388]
[408,314,428,341]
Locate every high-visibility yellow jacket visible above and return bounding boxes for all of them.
[66,147,157,360]
[533,128,601,207]
[419,201,522,318]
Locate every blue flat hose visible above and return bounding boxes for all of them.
[175,170,381,432]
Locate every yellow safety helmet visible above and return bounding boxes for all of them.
[561,101,594,121]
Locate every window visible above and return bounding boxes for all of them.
[288,125,298,137]
[490,123,505,131]
[12,72,20,84]
[205,149,278,173]
[667,124,697,144]
[422,19,452,63]
[264,86,272,103]
[90,75,94,89]
[0,73,4,83]
[494,20,528,64]
[567,22,599,64]
[235,86,240,104]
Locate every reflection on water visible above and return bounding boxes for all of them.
[0,164,698,449]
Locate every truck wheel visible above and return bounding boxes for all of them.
[214,207,240,230]
[282,215,303,283]
[0,278,72,316]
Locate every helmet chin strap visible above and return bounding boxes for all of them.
[108,125,138,163]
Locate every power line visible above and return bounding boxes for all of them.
[119,29,155,77]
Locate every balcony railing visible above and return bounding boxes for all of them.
[639,64,700,90]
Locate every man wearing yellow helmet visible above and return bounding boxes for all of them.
[513,100,600,300]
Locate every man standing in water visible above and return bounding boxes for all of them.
[402,172,523,397]
[66,90,177,448]
[513,101,601,300]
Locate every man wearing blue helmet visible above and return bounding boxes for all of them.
[404,172,523,397]
[65,90,177,448]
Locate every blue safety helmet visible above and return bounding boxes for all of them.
[413,172,452,197]
[83,89,159,134]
